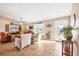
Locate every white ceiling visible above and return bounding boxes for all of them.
[0,3,72,23]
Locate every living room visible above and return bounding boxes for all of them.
[0,3,79,56]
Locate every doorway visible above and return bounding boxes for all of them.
[33,23,44,43]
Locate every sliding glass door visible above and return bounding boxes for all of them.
[55,19,68,41]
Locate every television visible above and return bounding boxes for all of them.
[9,25,19,34]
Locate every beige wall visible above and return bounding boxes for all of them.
[20,24,28,33]
[71,3,79,27]
[0,16,18,24]
[0,16,29,33]
[0,16,19,32]
[71,3,79,56]
[43,16,71,41]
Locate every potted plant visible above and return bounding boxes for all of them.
[59,25,74,41]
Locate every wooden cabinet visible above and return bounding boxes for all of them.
[62,40,73,56]
[5,24,9,32]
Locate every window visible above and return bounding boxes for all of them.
[55,19,68,41]
[34,23,44,33]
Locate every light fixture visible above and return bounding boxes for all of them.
[19,16,23,25]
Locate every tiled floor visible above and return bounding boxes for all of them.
[0,40,77,56]
[0,40,62,56]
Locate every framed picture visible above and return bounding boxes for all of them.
[29,26,33,29]
[46,24,52,28]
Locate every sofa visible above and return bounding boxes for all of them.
[0,32,11,43]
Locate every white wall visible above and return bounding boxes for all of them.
[71,3,79,56]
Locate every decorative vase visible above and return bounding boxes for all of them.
[66,35,73,41]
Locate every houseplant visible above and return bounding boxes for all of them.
[59,25,74,41]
